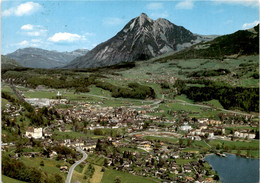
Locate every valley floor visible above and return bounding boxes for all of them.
[1,55,259,183]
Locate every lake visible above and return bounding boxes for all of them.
[204,154,259,183]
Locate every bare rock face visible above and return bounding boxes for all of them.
[64,13,213,69]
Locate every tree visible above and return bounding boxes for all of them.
[179,139,184,146]
[40,160,44,166]
[213,174,220,181]
[237,149,241,155]
[103,159,108,167]
[94,129,103,135]
[114,176,121,183]
[96,139,102,151]
[29,167,42,183]
[205,133,209,139]
[247,150,250,157]
[157,158,165,168]
[187,139,192,146]
[50,173,64,183]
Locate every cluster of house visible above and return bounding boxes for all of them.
[24,98,68,108]
[234,129,256,139]
[95,137,214,182]
[178,118,256,140]
[55,104,168,131]
[24,126,97,150]
[186,123,225,140]
[3,104,24,118]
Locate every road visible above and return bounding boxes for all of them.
[65,148,88,183]
[9,84,26,103]
[203,140,212,148]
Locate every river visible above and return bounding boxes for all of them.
[204,154,259,183]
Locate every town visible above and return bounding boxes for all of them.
[2,83,259,183]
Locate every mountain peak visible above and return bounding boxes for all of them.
[137,13,152,26]
[139,13,148,18]
[64,14,200,69]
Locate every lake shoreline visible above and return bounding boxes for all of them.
[204,153,259,183]
[204,152,260,160]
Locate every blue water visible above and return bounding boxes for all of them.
[204,154,259,183]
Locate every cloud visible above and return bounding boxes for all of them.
[3,2,41,17]
[211,0,258,7]
[102,17,124,26]
[84,32,95,36]
[242,20,259,29]
[21,24,34,30]
[225,20,233,24]
[31,39,41,43]
[20,24,47,37]
[15,39,43,47]
[176,0,194,9]
[150,11,169,19]
[16,40,29,46]
[48,32,86,43]
[146,3,164,10]
[26,31,41,36]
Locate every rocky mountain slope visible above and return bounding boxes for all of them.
[155,25,259,61]
[64,13,216,69]
[7,47,89,69]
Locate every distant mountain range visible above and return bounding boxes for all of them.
[6,47,89,69]
[1,55,22,69]
[64,13,217,69]
[5,14,257,70]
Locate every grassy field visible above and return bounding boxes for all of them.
[143,136,179,144]
[154,100,223,119]
[119,147,148,153]
[225,126,258,135]
[204,99,223,109]
[90,165,104,183]
[230,150,259,158]
[175,158,196,165]
[2,175,27,183]
[75,163,84,173]
[87,154,105,166]
[72,163,104,183]
[182,147,201,153]
[209,139,259,150]
[2,85,18,99]
[101,168,157,183]
[23,91,57,98]
[174,94,194,103]
[52,130,103,140]
[72,163,89,183]
[20,157,69,179]
[2,98,10,109]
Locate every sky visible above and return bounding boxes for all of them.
[1,0,259,54]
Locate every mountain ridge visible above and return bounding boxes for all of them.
[6,47,89,69]
[64,13,216,69]
[154,24,259,62]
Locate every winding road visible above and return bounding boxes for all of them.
[66,147,88,183]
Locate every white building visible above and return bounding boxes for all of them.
[25,127,43,139]
[25,98,51,108]
[180,125,192,131]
